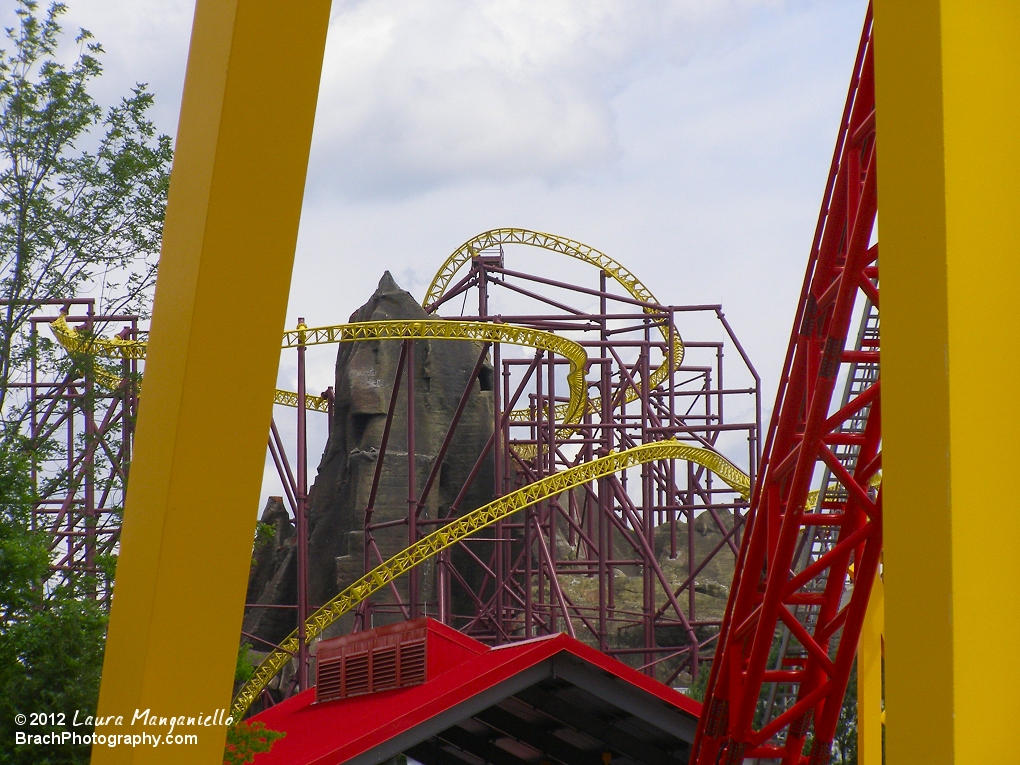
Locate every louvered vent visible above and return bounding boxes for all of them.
[372,648,398,692]
[344,652,370,697]
[316,660,343,701]
[400,639,426,685]
[316,625,428,703]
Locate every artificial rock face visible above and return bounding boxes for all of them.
[244,273,494,647]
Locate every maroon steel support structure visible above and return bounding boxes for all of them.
[18,257,762,707]
[295,319,310,691]
[336,250,762,688]
[251,244,760,707]
[17,203,765,718]
[692,12,879,764]
[6,299,141,601]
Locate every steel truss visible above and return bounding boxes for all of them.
[428,252,760,685]
[35,250,762,710]
[6,299,141,600]
[692,11,880,764]
[258,234,762,699]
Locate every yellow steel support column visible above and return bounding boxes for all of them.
[858,569,884,764]
[875,2,1020,762]
[92,1,330,763]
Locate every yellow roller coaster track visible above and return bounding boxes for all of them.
[53,229,683,427]
[280,319,589,426]
[49,315,588,422]
[48,239,869,724]
[230,438,752,719]
[227,427,874,719]
[49,315,332,412]
[47,239,768,723]
[425,228,685,422]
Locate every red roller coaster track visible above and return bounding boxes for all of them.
[692,9,880,765]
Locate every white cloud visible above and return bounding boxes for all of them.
[308,0,779,198]
[0,0,871,505]
[0,0,194,138]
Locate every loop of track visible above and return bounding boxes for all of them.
[424,228,685,424]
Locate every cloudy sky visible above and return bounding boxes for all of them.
[6,0,869,500]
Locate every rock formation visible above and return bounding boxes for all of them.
[242,271,737,688]
[244,273,495,647]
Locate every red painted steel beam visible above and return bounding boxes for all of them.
[691,9,881,765]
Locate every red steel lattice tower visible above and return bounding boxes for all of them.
[692,10,881,764]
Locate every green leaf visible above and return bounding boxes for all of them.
[223,721,286,765]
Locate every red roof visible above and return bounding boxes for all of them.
[252,619,701,765]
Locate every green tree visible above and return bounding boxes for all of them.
[0,3,171,762]
[832,660,859,764]
[0,0,171,418]
[226,642,287,765]
[223,721,286,765]
[0,435,109,765]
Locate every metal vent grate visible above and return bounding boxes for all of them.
[372,648,398,692]
[315,625,429,703]
[399,639,426,686]
[316,660,343,702]
[343,652,370,697]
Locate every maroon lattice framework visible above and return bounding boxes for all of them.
[18,202,762,710]
[262,244,762,704]
[7,298,141,600]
